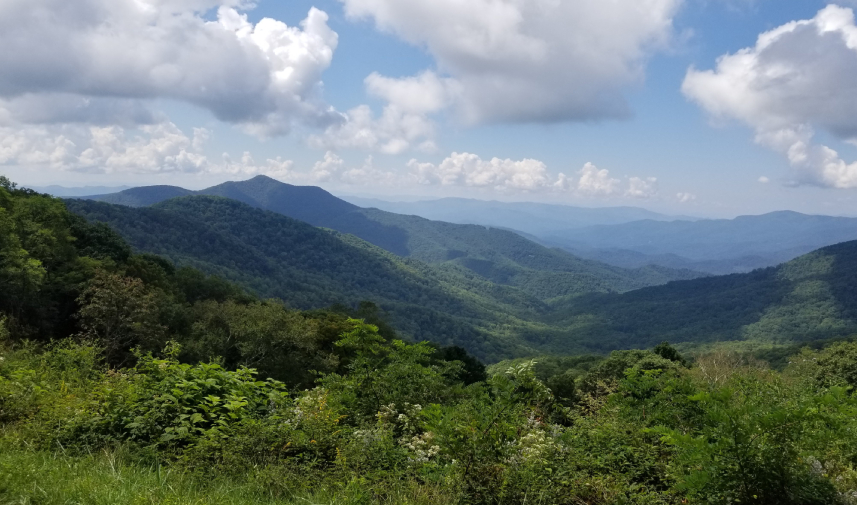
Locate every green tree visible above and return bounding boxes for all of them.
[321,319,461,422]
[187,299,334,388]
[77,270,165,365]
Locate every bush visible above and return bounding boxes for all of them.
[69,342,288,452]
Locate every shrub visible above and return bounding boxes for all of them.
[70,342,288,452]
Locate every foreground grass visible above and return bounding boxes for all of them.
[0,438,452,505]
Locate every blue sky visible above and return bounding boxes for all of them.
[2,0,857,217]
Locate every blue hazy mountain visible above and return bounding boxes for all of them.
[341,196,694,234]
[543,211,857,274]
[338,196,857,275]
[29,184,132,197]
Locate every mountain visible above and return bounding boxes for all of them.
[28,184,131,197]
[83,176,703,299]
[542,211,857,274]
[560,247,783,275]
[67,195,857,359]
[340,196,693,234]
[66,196,555,361]
[546,239,857,352]
[87,185,193,207]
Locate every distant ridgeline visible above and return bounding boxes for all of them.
[62,175,857,359]
[340,195,857,276]
[83,176,702,299]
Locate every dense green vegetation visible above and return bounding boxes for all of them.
[4,321,857,503]
[0,175,481,380]
[6,175,857,503]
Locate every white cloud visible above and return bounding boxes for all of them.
[0,121,295,178]
[340,0,681,124]
[626,176,659,198]
[310,151,346,182]
[683,5,857,188]
[406,155,655,198]
[365,71,458,115]
[217,152,295,179]
[576,162,621,196]
[307,104,436,155]
[340,156,400,186]
[409,152,554,191]
[676,192,696,203]
[0,0,340,136]
[758,176,770,184]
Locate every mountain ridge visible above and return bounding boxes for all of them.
[82,176,703,297]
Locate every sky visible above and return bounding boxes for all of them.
[3,0,857,217]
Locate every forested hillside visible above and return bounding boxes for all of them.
[66,196,555,361]
[70,192,857,358]
[84,176,703,297]
[547,241,857,351]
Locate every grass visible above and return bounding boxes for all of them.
[0,435,455,505]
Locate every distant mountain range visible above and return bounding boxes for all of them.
[30,185,131,197]
[341,196,696,233]
[67,192,857,359]
[545,211,857,274]
[339,196,857,275]
[81,177,702,300]
[65,177,857,359]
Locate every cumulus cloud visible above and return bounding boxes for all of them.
[683,5,857,188]
[0,0,340,135]
[676,192,696,203]
[409,152,555,191]
[339,156,400,186]
[307,104,436,155]
[576,163,621,196]
[405,155,656,198]
[310,151,346,182]
[340,0,681,124]
[0,122,294,177]
[626,176,659,198]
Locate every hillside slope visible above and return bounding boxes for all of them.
[547,240,857,352]
[84,176,702,298]
[66,196,556,361]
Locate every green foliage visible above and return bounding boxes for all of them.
[5,175,857,503]
[185,299,336,388]
[579,349,680,395]
[3,329,857,503]
[77,269,166,365]
[654,373,851,504]
[551,243,857,352]
[321,319,463,422]
[73,343,289,451]
[810,341,857,388]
